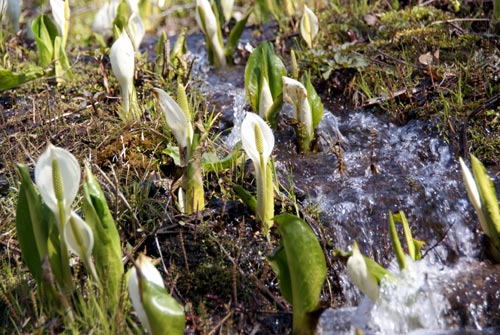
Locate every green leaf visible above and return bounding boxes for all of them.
[388,211,407,270]
[244,42,287,115]
[270,213,327,335]
[32,14,58,67]
[16,164,47,284]
[470,154,500,253]
[225,9,252,60]
[364,256,393,285]
[82,166,124,309]
[202,146,242,173]
[141,280,185,335]
[302,72,324,131]
[268,245,292,303]
[232,184,257,213]
[0,66,44,92]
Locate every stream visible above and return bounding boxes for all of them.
[145,31,500,334]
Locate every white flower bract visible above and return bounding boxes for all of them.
[110,33,135,113]
[35,144,80,226]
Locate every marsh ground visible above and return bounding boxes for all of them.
[1,0,500,334]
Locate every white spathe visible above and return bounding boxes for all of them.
[127,12,145,51]
[346,242,379,302]
[92,1,119,38]
[35,144,80,226]
[152,88,193,150]
[128,254,165,334]
[300,5,319,48]
[64,212,94,263]
[258,77,273,119]
[195,0,226,67]
[240,112,274,169]
[49,0,70,44]
[282,76,313,138]
[110,33,135,113]
[221,0,234,21]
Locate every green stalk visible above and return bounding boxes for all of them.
[254,125,274,235]
[388,211,406,270]
[184,133,205,214]
[52,158,74,294]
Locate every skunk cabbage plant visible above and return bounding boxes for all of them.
[153,86,205,213]
[195,0,251,67]
[195,0,226,67]
[282,73,323,153]
[460,155,500,262]
[346,241,380,302]
[244,42,286,126]
[110,32,138,119]
[240,112,275,235]
[128,254,185,335]
[269,214,326,335]
[299,5,318,49]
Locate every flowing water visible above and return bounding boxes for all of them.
[153,32,500,334]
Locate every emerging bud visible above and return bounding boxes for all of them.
[346,242,379,302]
[128,254,185,335]
[195,0,226,67]
[110,33,135,113]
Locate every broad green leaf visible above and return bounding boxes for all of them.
[32,14,58,67]
[83,166,124,309]
[388,211,406,269]
[0,66,44,92]
[271,213,326,335]
[244,42,287,115]
[302,72,323,130]
[225,8,252,60]
[268,245,292,303]
[16,164,47,283]
[141,280,185,335]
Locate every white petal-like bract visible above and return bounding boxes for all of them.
[127,12,145,51]
[240,112,274,168]
[64,212,95,262]
[110,33,135,112]
[346,242,379,302]
[152,88,193,150]
[282,76,313,137]
[300,5,318,48]
[35,144,81,225]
